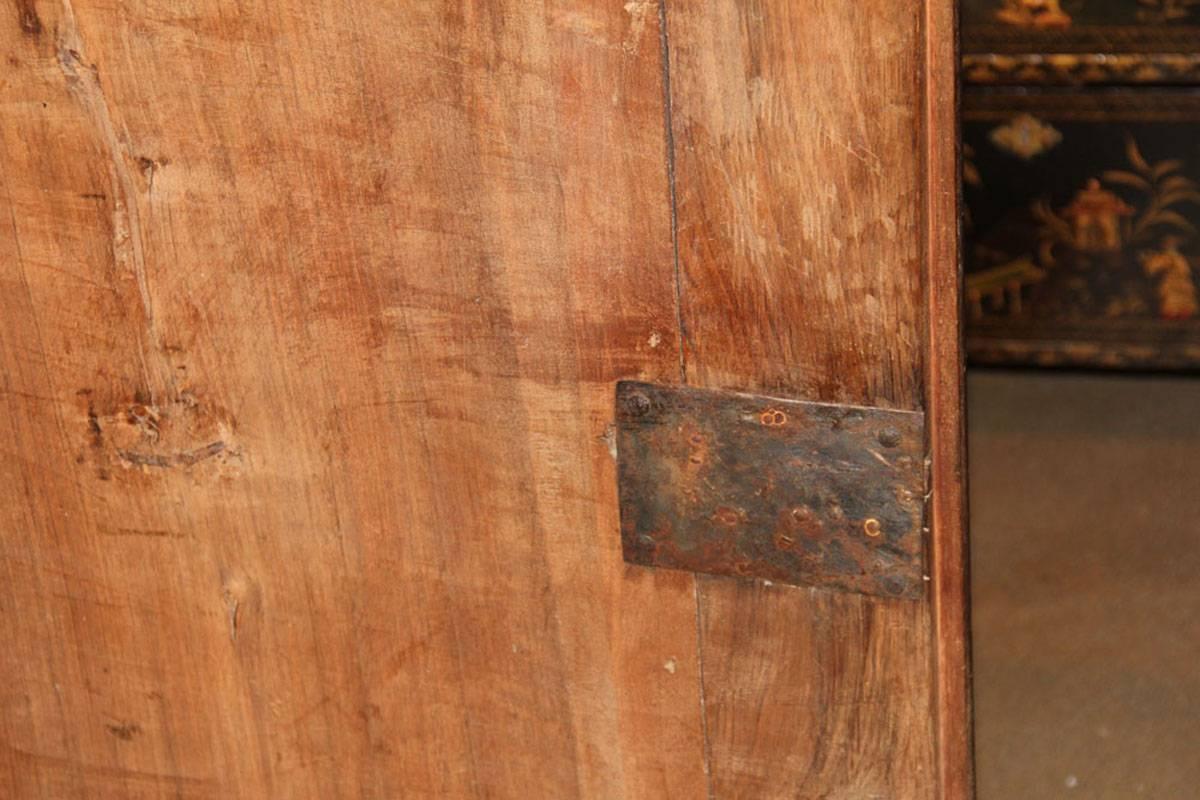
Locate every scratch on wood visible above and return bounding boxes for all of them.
[223,592,240,642]
[692,575,716,800]
[97,525,187,540]
[4,742,217,789]
[105,720,141,741]
[657,0,688,384]
[117,440,226,468]
[220,573,249,643]
[56,0,164,394]
[14,0,41,34]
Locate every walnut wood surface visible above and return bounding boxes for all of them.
[0,2,706,797]
[663,0,966,796]
[666,0,926,408]
[1,1,966,797]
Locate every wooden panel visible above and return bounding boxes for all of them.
[665,0,925,407]
[662,0,963,796]
[697,581,938,797]
[0,2,708,798]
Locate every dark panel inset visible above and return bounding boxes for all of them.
[962,0,1200,55]
[964,90,1200,369]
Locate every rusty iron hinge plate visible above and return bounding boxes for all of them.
[616,381,926,599]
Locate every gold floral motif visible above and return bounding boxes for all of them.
[989,113,1063,160]
[962,53,1200,86]
[994,0,1072,28]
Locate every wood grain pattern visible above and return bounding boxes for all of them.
[697,580,939,798]
[663,0,960,796]
[1,0,967,796]
[0,2,708,797]
[665,0,926,409]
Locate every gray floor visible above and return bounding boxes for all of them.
[969,369,1200,799]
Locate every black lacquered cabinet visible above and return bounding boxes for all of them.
[962,1,1200,368]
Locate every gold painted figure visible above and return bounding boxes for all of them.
[995,0,1072,28]
[1141,237,1198,319]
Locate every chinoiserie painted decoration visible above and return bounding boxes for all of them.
[962,93,1200,367]
[961,0,1200,368]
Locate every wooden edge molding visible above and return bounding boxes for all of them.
[925,1,975,798]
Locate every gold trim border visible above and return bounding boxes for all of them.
[963,53,1200,85]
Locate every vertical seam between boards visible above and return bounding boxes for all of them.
[658,3,715,798]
